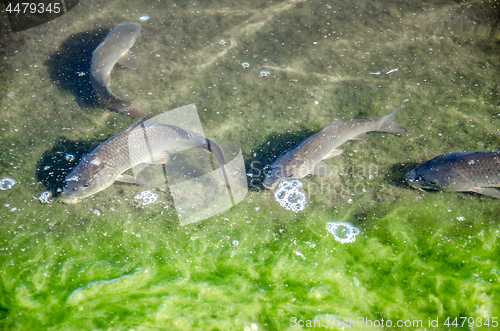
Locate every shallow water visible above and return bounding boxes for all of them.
[1,0,500,330]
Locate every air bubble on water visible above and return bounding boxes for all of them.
[135,190,158,205]
[140,15,150,21]
[255,206,260,211]
[219,39,226,46]
[0,177,16,190]
[93,209,101,216]
[232,240,239,246]
[241,62,250,69]
[156,54,160,58]
[65,154,75,162]
[326,4,332,9]
[259,70,270,78]
[274,179,306,212]
[457,216,465,221]
[38,191,53,203]
[326,222,360,244]
[353,276,360,287]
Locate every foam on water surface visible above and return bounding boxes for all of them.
[274,179,306,212]
[326,222,360,244]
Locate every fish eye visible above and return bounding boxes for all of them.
[83,183,90,188]
[286,173,294,178]
[429,180,437,185]
[72,187,78,191]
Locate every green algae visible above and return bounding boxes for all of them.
[1,0,500,330]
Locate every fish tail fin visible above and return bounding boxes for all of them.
[378,98,410,136]
[206,138,234,186]
[219,165,234,187]
[122,102,147,118]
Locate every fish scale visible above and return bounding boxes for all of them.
[91,22,146,117]
[60,118,230,203]
[263,100,409,189]
[406,151,500,199]
[90,121,199,173]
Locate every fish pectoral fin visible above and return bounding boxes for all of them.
[470,187,500,199]
[310,161,334,176]
[144,151,170,164]
[323,149,343,160]
[349,133,368,140]
[117,52,139,70]
[116,174,149,186]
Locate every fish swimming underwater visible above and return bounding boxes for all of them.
[91,22,146,117]
[406,151,500,199]
[60,118,232,203]
[263,99,410,189]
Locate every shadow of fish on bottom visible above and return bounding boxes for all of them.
[60,117,232,203]
[406,151,500,199]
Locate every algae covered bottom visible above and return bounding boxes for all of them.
[1,0,500,330]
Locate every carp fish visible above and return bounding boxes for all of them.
[91,22,146,117]
[406,151,500,199]
[263,99,409,189]
[60,118,232,203]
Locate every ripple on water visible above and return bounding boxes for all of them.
[326,222,360,244]
[135,190,158,205]
[274,179,306,212]
[65,154,75,162]
[259,70,270,78]
[0,177,16,190]
[38,191,53,203]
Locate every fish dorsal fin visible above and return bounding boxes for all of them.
[310,161,334,176]
[122,117,151,133]
[323,149,343,160]
[349,133,368,141]
[471,187,500,199]
[117,52,139,69]
[322,118,343,130]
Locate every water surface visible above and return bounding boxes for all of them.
[1,0,499,329]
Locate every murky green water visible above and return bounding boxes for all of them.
[1,0,500,330]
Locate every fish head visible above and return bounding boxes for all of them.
[263,152,310,189]
[263,164,295,189]
[405,159,473,192]
[60,155,118,203]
